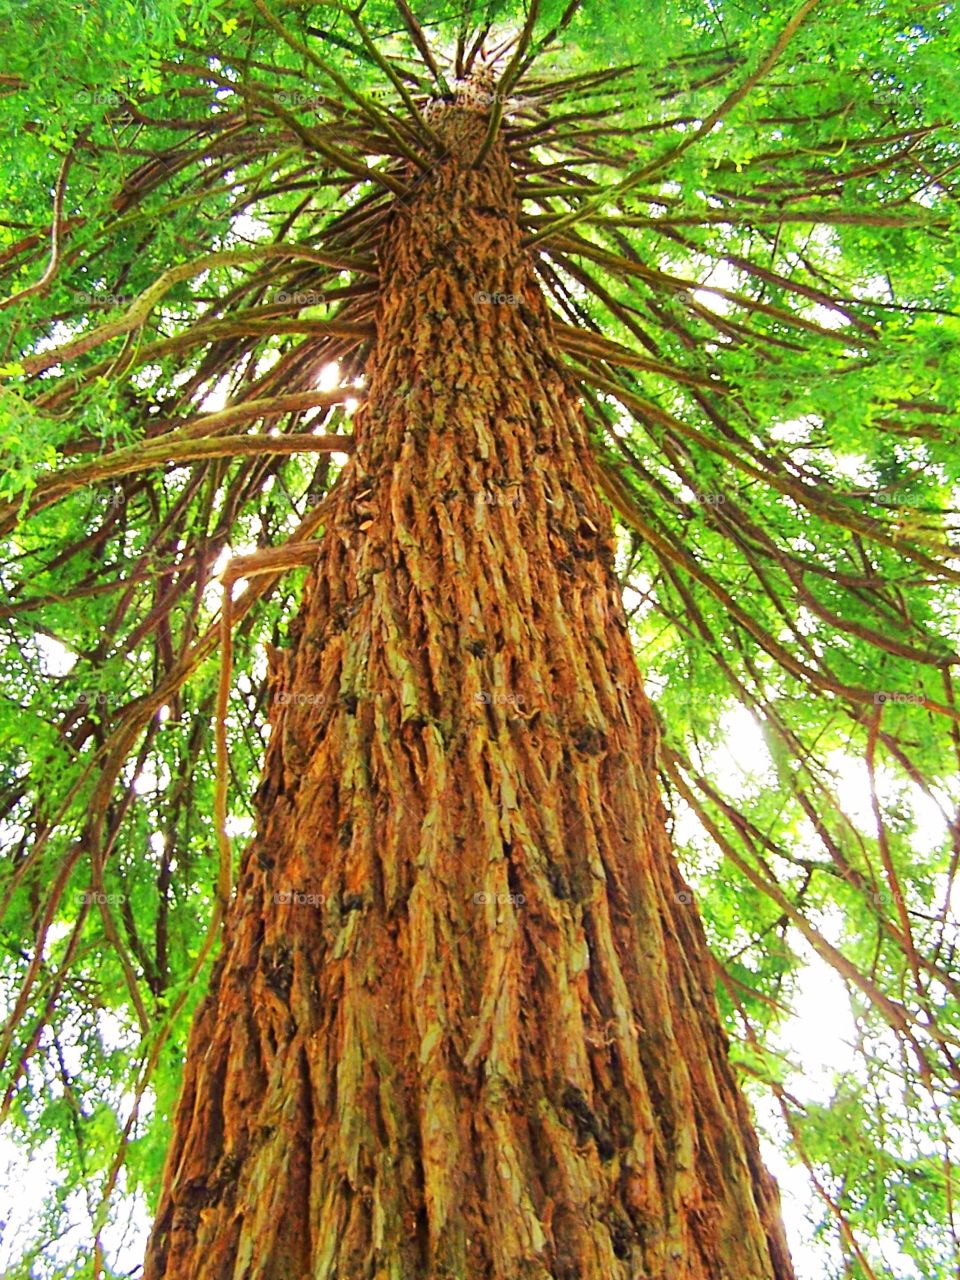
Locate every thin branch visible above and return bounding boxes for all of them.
[525,0,822,245]
[0,141,77,311]
[473,0,541,168]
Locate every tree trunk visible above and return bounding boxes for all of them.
[144,101,795,1280]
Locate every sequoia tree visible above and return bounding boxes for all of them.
[0,3,958,1279]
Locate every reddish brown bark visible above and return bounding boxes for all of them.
[145,95,795,1280]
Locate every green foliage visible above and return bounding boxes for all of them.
[0,1,958,1277]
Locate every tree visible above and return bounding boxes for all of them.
[0,2,957,1278]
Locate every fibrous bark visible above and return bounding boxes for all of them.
[145,94,795,1280]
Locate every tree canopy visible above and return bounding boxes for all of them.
[0,1,958,1276]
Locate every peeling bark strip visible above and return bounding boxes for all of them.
[145,91,795,1280]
